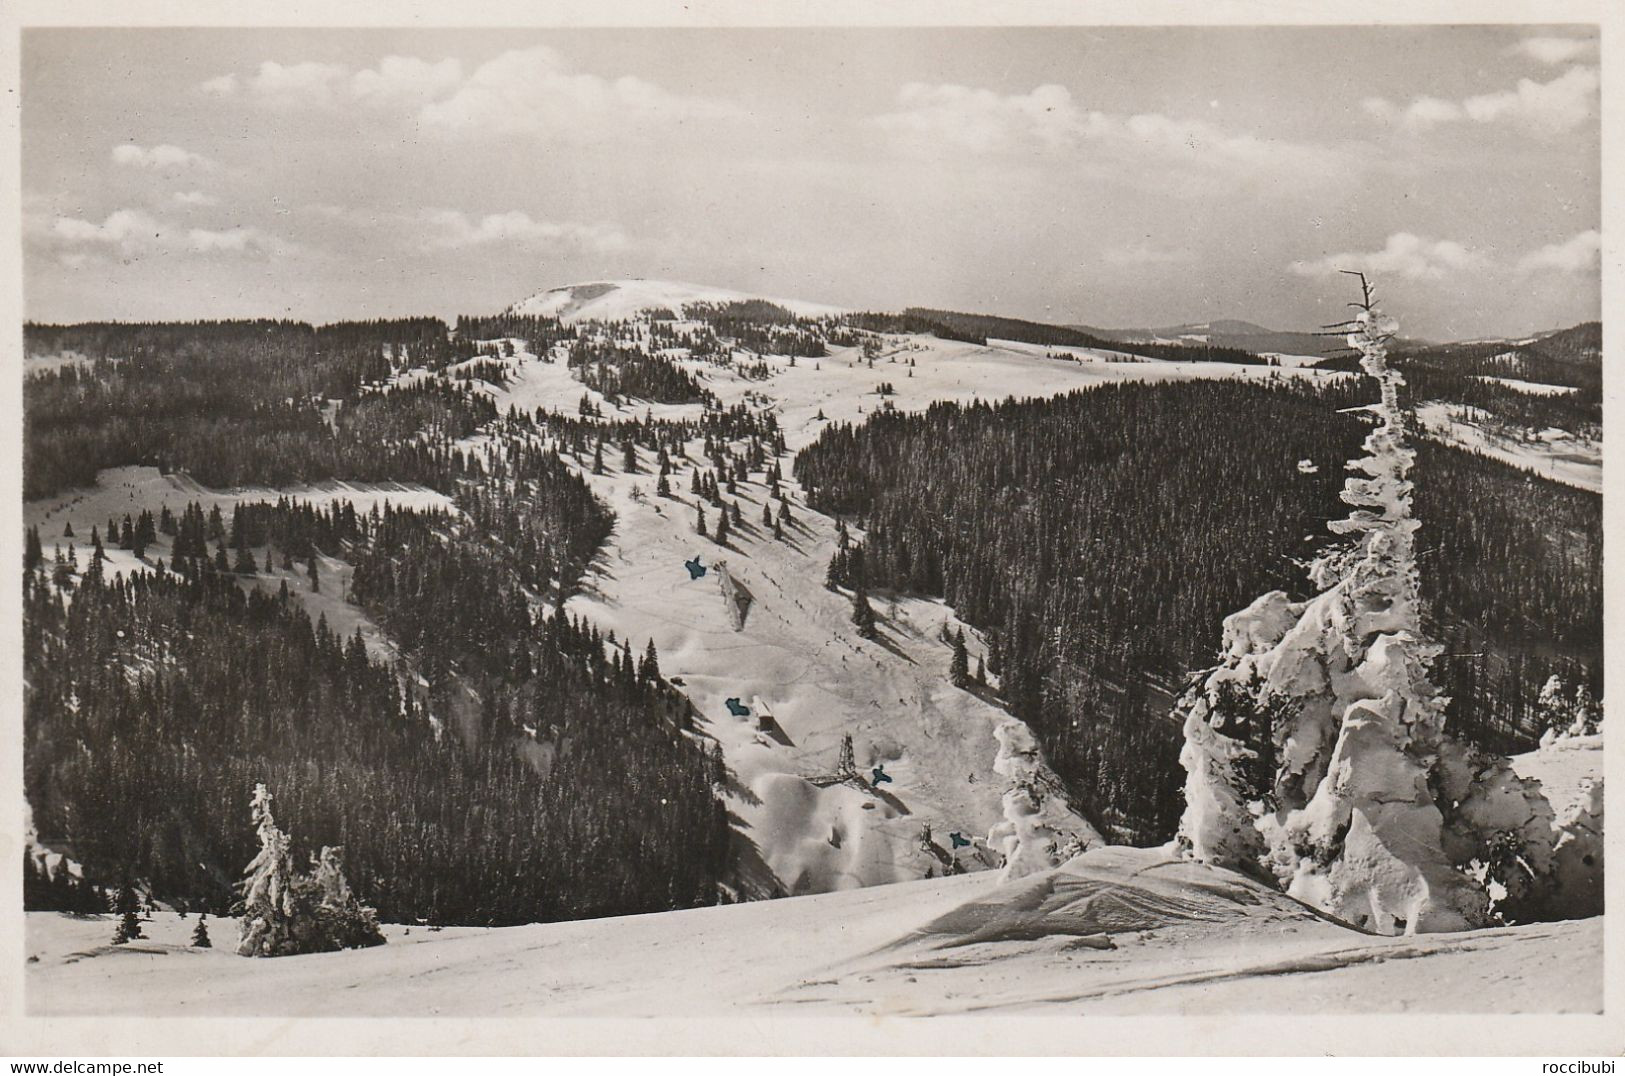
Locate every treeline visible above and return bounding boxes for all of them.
[24,502,729,925]
[453,313,572,360]
[797,379,1601,841]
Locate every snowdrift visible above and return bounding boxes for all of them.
[879,846,1322,953]
[27,842,1601,1017]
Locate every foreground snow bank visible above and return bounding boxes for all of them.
[28,844,1600,1017]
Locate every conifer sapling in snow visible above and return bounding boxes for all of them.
[851,583,877,640]
[111,882,144,944]
[950,630,970,688]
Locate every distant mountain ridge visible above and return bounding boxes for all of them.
[506,279,846,324]
[1086,320,1337,360]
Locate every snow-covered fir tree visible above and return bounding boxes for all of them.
[237,784,386,957]
[1175,276,1598,933]
[237,783,297,956]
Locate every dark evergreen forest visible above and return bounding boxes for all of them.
[23,499,728,925]
[21,319,504,500]
[796,378,1601,842]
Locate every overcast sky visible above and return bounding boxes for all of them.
[21,25,1600,339]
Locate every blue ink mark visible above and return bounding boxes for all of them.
[685,556,707,580]
[871,764,893,786]
[725,697,751,717]
[949,832,971,849]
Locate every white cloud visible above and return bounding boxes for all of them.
[243,60,349,108]
[47,208,288,259]
[1511,36,1596,65]
[351,56,464,108]
[419,46,743,136]
[52,208,164,247]
[1462,65,1599,132]
[1517,229,1600,273]
[1101,241,1196,267]
[871,82,1084,153]
[198,47,732,138]
[422,209,629,252]
[111,143,216,170]
[871,81,1339,176]
[172,190,220,207]
[1364,65,1598,134]
[1289,232,1487,281]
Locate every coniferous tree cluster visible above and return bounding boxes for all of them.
[23,319,503,499]
[451,313,571,361]
[24,507,729,925]
[21,854,107,912]
[575,353,715,405]
[797,378,1601,841]
[682,301,831,358]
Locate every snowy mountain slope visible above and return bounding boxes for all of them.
[506,278,846,324]
[22,465,454,665]
[1413,402,1600,493]
[19,296,1360,903]
[26,844,1601,1017]
[448,324,1354,894]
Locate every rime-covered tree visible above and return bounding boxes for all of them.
[237,783,297,957]
[1176,275,1591,932]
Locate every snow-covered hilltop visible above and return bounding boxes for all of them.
[506,278,847,324]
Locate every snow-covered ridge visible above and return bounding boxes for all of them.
[506,278,847,324]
